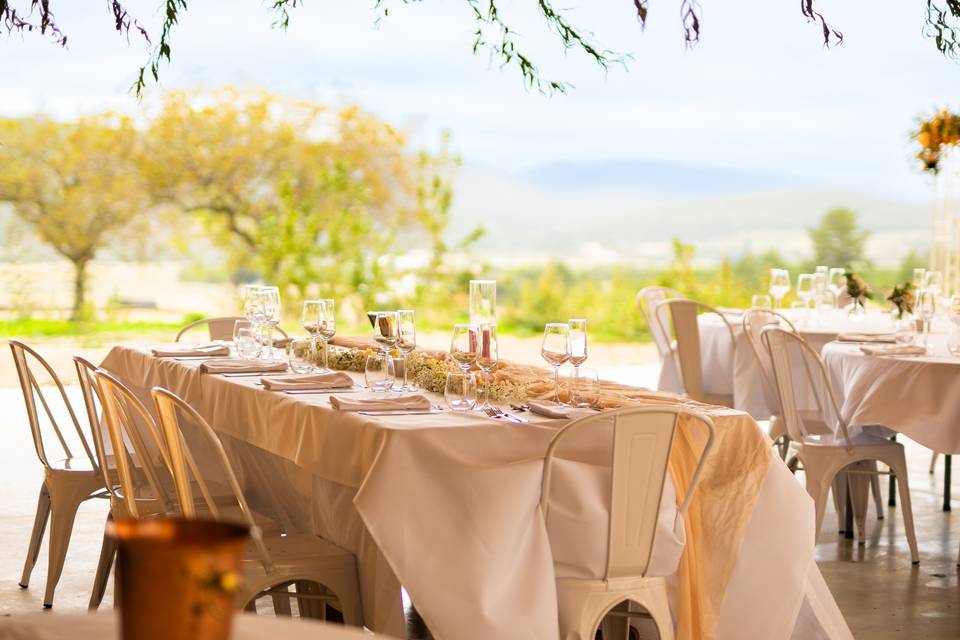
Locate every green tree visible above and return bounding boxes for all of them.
[0,114,149,320]
[807,208,870,269]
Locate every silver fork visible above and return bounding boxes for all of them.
[483,406,527,423]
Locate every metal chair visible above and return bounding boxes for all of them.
[541,406,715,640]
[636,287,685,393]
[654,298,736,407]
[761,327,919,559]
[9,340,108,608]
[151,387,363,623]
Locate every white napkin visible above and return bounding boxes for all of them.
[261,372,354,391]
[330,394,432,412]
[199,359,288,374]
[859,345,927,357]
[528,400,577,419]
[837,333,897,344]
[152,344,230,357]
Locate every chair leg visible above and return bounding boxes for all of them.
[890,461,920,564]
[870,473,884,521]
[20,484,51,589]
[930,452,939,474]
[271,588,293,616]
[88,516,116,610]
[807,475,832,544]
[43,480,91,607]
[848,468,870,545]
[831,473,847,534]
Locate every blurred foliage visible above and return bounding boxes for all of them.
[807,208,870,269]
[0,112,151,320]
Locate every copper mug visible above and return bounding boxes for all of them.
[108,517,249,640]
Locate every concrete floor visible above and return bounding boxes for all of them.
[0,387,958,638]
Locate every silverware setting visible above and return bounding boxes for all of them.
[482,406,528,423]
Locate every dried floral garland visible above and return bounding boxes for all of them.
[913,109,960,174]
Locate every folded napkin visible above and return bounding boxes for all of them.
[152,344,230,358]
[528,400,577,419]
[859,345,927,357]
[199,359,288,374]
[261,372,354,391]
[330,394,432,412]
[836,333,897,344]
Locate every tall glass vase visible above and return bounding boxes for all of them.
[469,280,497,326]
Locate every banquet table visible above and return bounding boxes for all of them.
[101,344,853,640]
[0,611,377,640]
[668,309,910,419]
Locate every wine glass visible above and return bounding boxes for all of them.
[476,322,499,409]
[769,269,790,308]
[444,372,478,411]
[912,268,927,293]
[796,274,815,324]
[925,270,944,299]
[243,285,266,341]
[450,323,480,372]
[373,311,399,356]
[828,268,846,309]
[751,294,772,309]
[260,286,281,359]
[541,323,571,404]
[366,310,379,329]
[397,310,417,391]
[919,290,936,352]
[318,299,336,373]
[301,300,322,369]
[949,295,960,356]
[568,318,588,382]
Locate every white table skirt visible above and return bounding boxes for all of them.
[823,336,960,454]
[101,345,852,640]
[0,611,376,640]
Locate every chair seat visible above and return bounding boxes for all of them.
[702,393,733,408]
[802,431,900,450]
[46,457,99,474]
[248,534,355,569]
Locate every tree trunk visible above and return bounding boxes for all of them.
[70,258,90,321]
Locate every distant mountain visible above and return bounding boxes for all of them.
[524,159,809,197]
[447,163,929,267]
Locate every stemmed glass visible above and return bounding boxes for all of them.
[568,318,588,379]
[912,268,927,293]
[541,323,571,404]
[301,300,322,369]
[925,270,944,301]
[476,322,499,409]
[796,274,815,324]
[318,299,336,373]
[919,290,936,353]
[260,286,281,359]
[450,324,480,372]
[243,285,266,348]
[397,310,417,391]
[769,269,790,308]
[828,268,846,309]
[373,311,399,358]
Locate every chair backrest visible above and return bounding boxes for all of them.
[760,327,851,445]
[741,309,798,414]
[8,340,97,471]
[151,386,272,571]
[93,369,176,518]
[636,287,685,358]
[654,299,735,403]
[73,356,117,498]
[176,317,290,342]
[540,406,715,580]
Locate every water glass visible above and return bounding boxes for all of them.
[450,323,480,371]
[234,326,259,359]
[751,294,772,309]
[769,268,790,308]
[569,367,600,408]
[287,338,315,374]
[444,372,477,411]
[541,323,571,403]
[364,354,391,391]
[828,268,846,308]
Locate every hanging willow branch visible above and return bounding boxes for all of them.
[11,0,957,98]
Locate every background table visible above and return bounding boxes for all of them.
[0,611,377,639]
[102,345,853,640]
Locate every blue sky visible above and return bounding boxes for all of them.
[2,1,957,202]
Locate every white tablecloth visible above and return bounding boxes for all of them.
[101,345,852,640]
[0,612,376,640]
[668,310,900,419]
[823,336,960,454]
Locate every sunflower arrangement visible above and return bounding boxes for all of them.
[886,282,915,320]
[913,109,960,174]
